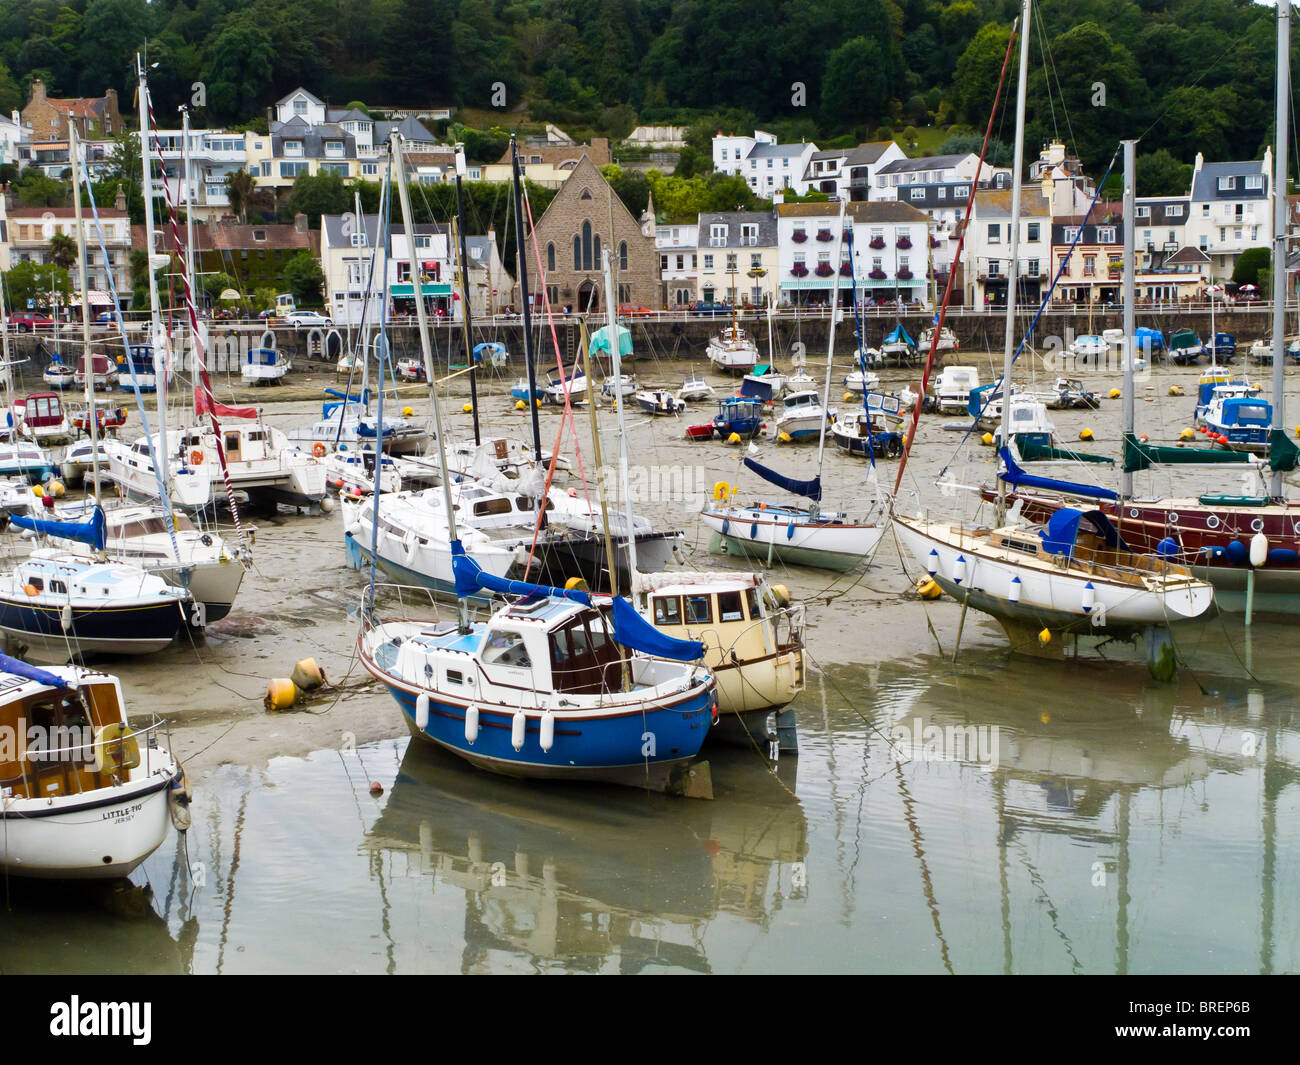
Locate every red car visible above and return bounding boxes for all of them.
[6,312,55,332]
[618,303,654,317]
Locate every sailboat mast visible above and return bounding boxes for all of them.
[1122,139,1137,501]
[601,250,638,579]
[510,136,543,461]
[1270,0,1290,500]
[995,0,1032,524]
[137,58,169,495]
[452,144,480,446]
[70,125,101,510]
[814,198,849,475]
[182,107,196,303]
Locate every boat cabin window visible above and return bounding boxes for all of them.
[225,433,240,451]
[482,629,532,669]
[446,668,464,685]
[49,580,66,594]
[684,594,712,625]
[653,595,682,626]
[27,577,43,592]
[717,590,744,622]
[550,613,621,694]
[473,497,513,517]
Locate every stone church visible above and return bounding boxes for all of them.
[526,154,659,312]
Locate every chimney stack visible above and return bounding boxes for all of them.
[294,211,308,235]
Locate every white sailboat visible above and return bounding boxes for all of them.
[890,3,1214,658]
[701,199,885,572]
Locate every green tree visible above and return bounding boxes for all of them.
[16,170,67,207]
[47,233,77,271]
[2,261,72,310]
[287,170,351,226]
[281,250,325,305]
[939,133,1012,168]
[0,59,21,114]
[203,23,275,124]
[224,169,257,224]
[951,24,1012,125]
[1136,150,1192,197]
[1233,247,1270,286]
[820,36,890,128]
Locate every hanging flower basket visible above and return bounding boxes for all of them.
[839,262,853,276]
[790,264,809,277]
[869,237,886,250]
[897,269,914,280]
[896,237,912,249]
[930,236,941,248]
[791,231,808,243]
[815,263,834,277]
[868,268,887,280]
[816,229,833,241]
[842,229,852,242]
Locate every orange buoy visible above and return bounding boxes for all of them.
[312,442,327,458]
[189,449,204,466]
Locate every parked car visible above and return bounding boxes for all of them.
[5,312,56,332]
[285,310,333,328]
[691,301,731,317]
[618,303,653,317]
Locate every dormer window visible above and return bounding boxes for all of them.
[1168,204,1183,217]
[1246,175,1263,191]
[253,230,267,242]
[1217,176,1234,192]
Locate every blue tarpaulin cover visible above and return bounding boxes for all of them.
[451,545,704,661]
[1038,507,1131,556]
[743,456,823,502]
[0,651,70,689]
[11,505,106,552]
[998,447,1118,501]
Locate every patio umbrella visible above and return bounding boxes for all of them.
[588,323,633,356]
[219,288,242,301]
[1239,284,1259,292]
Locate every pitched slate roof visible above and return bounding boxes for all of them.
[877,154,972,175]
[270,120,357,159]
[845,141,896,166]
[777,201,931,224]
[1192,161,1269,201]
[1165,245,1211,265]
[748,141,812,159]
[697,210,778,246]
[1134,198,1190,226]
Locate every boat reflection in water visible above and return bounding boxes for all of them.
[363,739,808,972]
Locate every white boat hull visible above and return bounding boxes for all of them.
[701,505,883,571]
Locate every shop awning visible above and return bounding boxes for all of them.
[390,283,451,297]
[779,278,927,290]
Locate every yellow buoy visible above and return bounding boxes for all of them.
[1179,427,1194,441]
[1040,711,1051,724]
[981,432,993,446]
[1168,385,1183,396]
[515,399,526,410]
[264,678,299,712]
[48,479,65,498]
[1038,627,1052,645]
[462,403,473,413]
[1108,388,1121,399]
[770,583,790,606]
[777,430,791,443]
[564,576,590,592]
[402,406,414,417]
[290,657,326,692]
[728,432,741,444]
[1079,428,1094,441]
[843,392,853,402]
[916,577,942,600]
[535,398,542,408]
[32,484,44,498]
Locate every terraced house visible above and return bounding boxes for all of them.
[21,80,122,143]
[695,211,779,308]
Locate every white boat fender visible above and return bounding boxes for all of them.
[168,770,192,832]
[927,549,939,576]
[415,692,430,731]
[953,555,967,585]
[464,704,480,744]
[60,603,72,631]
[539,710,555,752]
[1082,582,1095,613]
[511,709,527,751]
[1008,575,1021,603]
[1250,532,1268,567]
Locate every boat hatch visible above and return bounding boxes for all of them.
[549,613,620,694]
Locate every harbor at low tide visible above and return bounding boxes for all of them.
[1,353,1297,974]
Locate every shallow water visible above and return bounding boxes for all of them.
[1,352,1297,973]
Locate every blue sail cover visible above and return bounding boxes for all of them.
[11,505,106,551]
[451,546,704,661]
[325,388,371,404]
[0,651,69,689]
[885,324,915,347]
[1038,508,1131,556]
[998,447,1118,501]
[473,342,508,362]
[743,456,822,502]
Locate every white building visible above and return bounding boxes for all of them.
[695,211,780,308]
[146,127,247,220]
[0,110,30,168]
[1187,151,1271,280]
[656,222,699,308]
[776,201,932,308]
[961,186,1052,308]
[873,153,1004,200]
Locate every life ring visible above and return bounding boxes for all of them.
[188,449,204,466]
[312,442,327,458]
[713,480,730,502]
